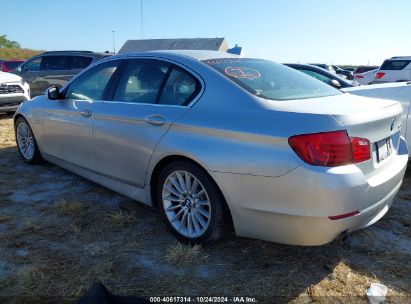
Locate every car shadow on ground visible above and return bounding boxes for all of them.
[0,130,410,303]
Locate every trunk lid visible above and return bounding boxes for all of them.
[261,93,403,177]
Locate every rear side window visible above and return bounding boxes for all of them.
[380,60,411,70]
[65,61,119,101]
[113,60,170,104]
[40,56,71,71]
[158,68,199,106]
[70,56,94,69]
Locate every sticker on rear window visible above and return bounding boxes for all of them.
[224,67,261,79]
[205,58,241,65]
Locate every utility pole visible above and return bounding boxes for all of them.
[112,30,116,54]
[140,0,144,39]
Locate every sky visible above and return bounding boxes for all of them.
[2,0,411,65]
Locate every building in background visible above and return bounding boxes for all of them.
[118,37,229,54]
[227,44,243,56]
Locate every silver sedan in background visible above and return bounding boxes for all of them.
[14,50,408,246]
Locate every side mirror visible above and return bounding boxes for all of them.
[330,79,341,88]
[16,66,22,73]
[46,86,62,100]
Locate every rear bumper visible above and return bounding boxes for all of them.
[210,137,408,246]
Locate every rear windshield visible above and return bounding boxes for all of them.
[203,58,341,101]
[380,60,411,70]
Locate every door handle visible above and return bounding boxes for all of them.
[80,109,92,117]
[144,114,165,126]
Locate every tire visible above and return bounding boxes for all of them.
[156,160,226,245]
[14,117,42,164]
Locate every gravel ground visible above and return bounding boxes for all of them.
[0,114,410,303]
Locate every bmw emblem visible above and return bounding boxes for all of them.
[391,118,396,132]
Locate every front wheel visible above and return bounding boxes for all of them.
[15,117,42,164]
[156,161,226,245]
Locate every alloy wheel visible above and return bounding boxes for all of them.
[162,170,212,238]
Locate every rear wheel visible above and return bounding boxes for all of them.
[156,161,226,245]
[15,117,42,164]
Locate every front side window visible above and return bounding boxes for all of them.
[23,57,42,72]
[65,61,119,101]
[204,58,341,101]
[40,56,71,71]
[158,68,199,106]
[113,60,169,104]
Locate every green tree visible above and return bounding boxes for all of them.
[0,35,21,48]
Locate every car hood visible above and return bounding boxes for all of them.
[0,71,22,83]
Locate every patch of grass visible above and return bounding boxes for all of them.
[105,210,136,227]
[165,243,208,266]
[54,199,86,216]
[307,261,409,302]
[0,213,13,223]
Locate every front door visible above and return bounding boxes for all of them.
[17,56,44,97]
[42,60,121,171]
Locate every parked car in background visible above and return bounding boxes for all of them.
[285,63,356,88]
[1,60,24,72]
[372,56,411,84]
[309,63,336,74]
[354,69,378,85]
[14,50,408,246]
[12,51,110,97]
[332,65,354,80]
[344,67,356,72]
[344,82,411,155]
[0,71,30,112]
[353,65,379,75]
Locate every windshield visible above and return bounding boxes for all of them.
[203,58,342,101]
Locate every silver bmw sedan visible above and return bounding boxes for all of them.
[13,50,408,246]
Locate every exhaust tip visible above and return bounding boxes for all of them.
[336,231,349,244]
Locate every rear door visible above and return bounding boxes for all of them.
[36,55,76,93]
[92,58,200,187]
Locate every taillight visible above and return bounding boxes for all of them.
[351,137,371,163]
[375,72,385,79]
[355,75,364,79]
[288,130,370,167]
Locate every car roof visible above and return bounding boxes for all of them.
[41,50,110,57]
[114,50,241,61]
[284,63,328,70]
[390,56,411,60]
